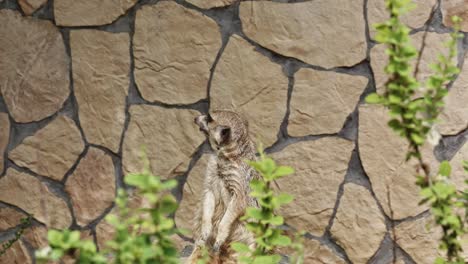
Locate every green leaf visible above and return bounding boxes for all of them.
[47,230,63,246]
[252,255,281,264]
[272,166,294,179]
[438,161,452,177]
[365,93,382,104]
[231,242,250,253]
[270,234,291,246]
[125,173,147,188]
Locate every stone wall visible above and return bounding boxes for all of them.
[0,0,467,263]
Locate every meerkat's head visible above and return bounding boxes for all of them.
[194,110,249,151]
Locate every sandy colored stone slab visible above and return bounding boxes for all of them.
[0,240,32,264]
[23,225,49,249]
[175,154,209,235]
[0,168,72,229]
[18,0,47,15]
[122,105,204,179]
[331,183,386,263]
[303,239,346,264]
[0,113,9,175]
[359,105,438,219]
[10,115,85,181]
[395,216,443,264]
[371,32,451,95]
[240,0,366,68]
[442,0,468,32]
[368,0,437,38]
[186,0,236,9]
[211,35,288,147]
[289,69,367,136]
[438,54,468,135]
[134,2,221,104]
[71,30,129,153]
[0,206,26,232]
[0,10,69,123]
[450,143,468,192]
[66,147,116,226]
[271,137,354,236]
[54,0,137,26]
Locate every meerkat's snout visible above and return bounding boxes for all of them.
[194,115,209,132]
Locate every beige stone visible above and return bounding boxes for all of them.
[0,240,32,264]
[271,137,354,236]
[395,216,443,264]
[371,32,452,95]
[96,218,114,250]
[450,143,468,192]
[0,168,72,229]
[18,0,47,15]
[134,2,221,104]
[10,115,85,181]
[442,0,468,32]
[71,30,129,153]
[23,225,49,249]
[66,147,116,226]
[122,105,204,179]
[438,55,468,135]
[368,0,437,38]
[331,183,386,263]
[359,105,438,219]
[0,113,9,174]
[239,0,366,68]
[0,10,69,123]
[175,154,208,235]
[186,0,236,9]
[211,35,288,146]
[289,69,368,136]
[303,239,346,264]
[0,206,26,232]
[54,0,137,26]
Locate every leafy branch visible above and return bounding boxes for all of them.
[0,215,32,257]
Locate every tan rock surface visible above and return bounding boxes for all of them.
[23,225,49,249]
[371,32,451,95]
[211,35,288,147]
[368,0,437,38]
[271,137,354,236]
[359,105,438,219]
[303,239,346,264]
[450,143,468,192]
[0,240,32,264]
[0,168,72,229]
[175,154,209,234]
[66,147,116,226]
[0,10,69,123]
[395,216,442,264]
[18,0,47,15]
[0,113,9,174]
[122,105,204,179]
[239,0,366,68]
[186,0,236,9]
[134,2,221,104]
[0,206,26,232]
[54,0,137,26]
[10,115,85,181]
[442,0,468,32]
[331,183,386,263]
[289,69,367,136]
[71,30,129,153]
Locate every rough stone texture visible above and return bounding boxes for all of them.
[54,0,138,26]
[239,0,366,68]
[371,32,451,95]
[450,143,468,191]
[359,104,439,219]
[0,113,9,175]
[134,2,221,104]
[442,0,468,32]
[96,218,114,250]
[331,183,386,264]
[186,0,236,9]
[0,206,26,232]
[18,0,47,15]
[122,105,204,179]
[211,35,288,146]
[0,168,72,229]
[271,137,354,236]
[71,30,129,153]
[175,154,208,234]
[395,216,443,264]
[23,225,49,249]
[0,10,70,123]
[66,147,116,226]
[0,240,32,264]
[368,0,437,38]
[302,239,346,264]
[9,115,85,181]
[288,69,368,136]
[438,55,468,135]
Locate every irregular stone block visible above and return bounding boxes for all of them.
[0,113,9,175]
[0,240,31,264]
[18,0,47,15]
[186,0,236,9]
[442,0,468,32]
[0,206,26,232]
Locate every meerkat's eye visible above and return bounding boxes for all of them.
[206,113,213,123]
[220,126,231,142]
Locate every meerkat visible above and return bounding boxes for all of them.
[187,110,258,264]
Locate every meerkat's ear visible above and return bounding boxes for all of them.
[206,112,213,123]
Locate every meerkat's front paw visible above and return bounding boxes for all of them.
[201,222,212,242]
